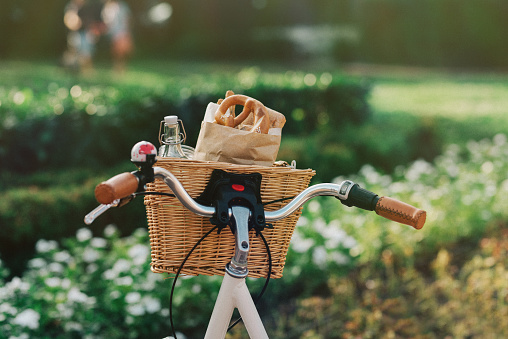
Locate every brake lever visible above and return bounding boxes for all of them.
[84,193,138,225]
[84,199,120,225]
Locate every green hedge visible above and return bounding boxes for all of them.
[0,165,148,277]
[0,67,371,173]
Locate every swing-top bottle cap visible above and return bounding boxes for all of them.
[164,115,178,125]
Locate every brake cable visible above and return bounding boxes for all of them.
[131,192,281,338]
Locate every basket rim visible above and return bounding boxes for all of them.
[155,157,316,174]
[146,157,315,278]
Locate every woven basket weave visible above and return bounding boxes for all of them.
[144,158,315,278]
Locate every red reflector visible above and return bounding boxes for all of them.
[232,184,245,192]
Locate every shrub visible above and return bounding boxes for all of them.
[307,134,508,268]
[0,67,371,173]
[0,164,148,277]
[0,226,224,339]
[263,228,508,338]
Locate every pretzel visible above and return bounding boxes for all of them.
[219,91,286,130]
[217,90,235,108]
[215,94,270,134]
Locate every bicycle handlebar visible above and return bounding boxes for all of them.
[89,166,426,229]
[95,172,139,205]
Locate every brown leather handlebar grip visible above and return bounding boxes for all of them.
[94,172,139,205]
[375,196,426,229]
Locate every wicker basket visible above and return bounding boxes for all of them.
[144,158,315,278]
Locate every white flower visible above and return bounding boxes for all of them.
[64,321,83,332]
[76,228,93,242]
[82,247,100,263]
[115,276,133,286]
[493,133,507,146]
[342,235,357,249]
[290,232,314,253]
[102,269,117,280]
[191,284,201,294]
[113,259,131,274]
[7,277,30,293]
[330,251,350,265]
[125,315,135,325]
[91,237,107,248]
[35,239,58,253]
[12,309,40,330]
[110,290,121,299]
[312,246,327,268]
[104,224,118,238]
[53,250,71,263]
[68,287,88,303]
[127,304,145,316]
[323,226,347,249]
[8,334,29,339]
[86,263,98,274]
[308,200,321,213]
[28,258,46,269]
[128,244,149,266]
[57,303,74,319]
[142,296,161,314]
[0,302,17,315]
[48,262,64,274]
[61,278,71,289]
[45,277,61,288]
[296,216,308,227]
[138,271,163,291]
[125,292,141,304]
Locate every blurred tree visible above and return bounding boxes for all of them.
[0,0,507,69]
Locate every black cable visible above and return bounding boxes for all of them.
[135,191,279,336]
[134,191,292,205]
[169,225,219,339]
[133,191,175,198]
[227,230,272,332]
[263,196,295,206]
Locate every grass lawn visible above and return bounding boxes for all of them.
[341,65,508,150]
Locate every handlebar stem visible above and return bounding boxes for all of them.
[226,206,251,278]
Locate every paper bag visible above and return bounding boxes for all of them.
[193,103,282,166]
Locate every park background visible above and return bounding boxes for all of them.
[1,0,508,338]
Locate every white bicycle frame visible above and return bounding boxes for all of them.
[205,273,267,338]
[204,205,268,338]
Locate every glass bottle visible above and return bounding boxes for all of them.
[158,115,188,158]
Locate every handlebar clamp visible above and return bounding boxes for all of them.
[196,170,267,235]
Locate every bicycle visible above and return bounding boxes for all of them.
[85,141,426,338]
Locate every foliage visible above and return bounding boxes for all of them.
[309,134,508,268]
[261,228,508,339]
[2,135,507,337]
[0,62,370,173]
[0,163,148,277]
[0,226,223,339]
